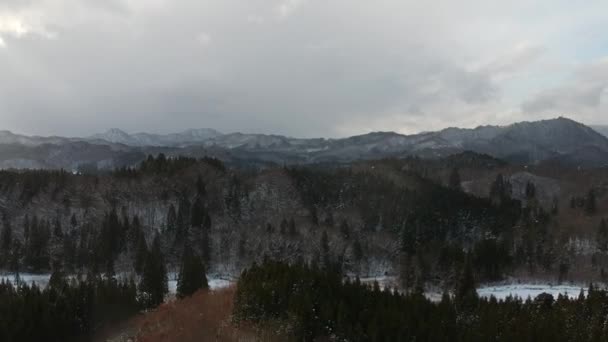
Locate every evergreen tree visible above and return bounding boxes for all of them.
[200,213,212,266]
[489,174,511,205]
[134,232,148,275]
[525,181,536,199]
[321,231,330,269]
[23,214,30,245]
[570,197,576,209]
[139,233,168,308]
[0,214,12,265]
[53,216,63,238]
[190,196,205,228]
[455,255,478,310]
[288,218,297,236]
[449,167,462,191]
[176,246,208,298]
[339,220,350,239]
[175,195,191,246]
[586,189,597,215]
[70,213,78,231]
[165,204,177,234]
[280,219,288,235]
[598,219,608,253]
[25,217,50,271]
[196,175,206,197]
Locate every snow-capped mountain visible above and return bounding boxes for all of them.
[0,117,607,170]
[88,128,222,147]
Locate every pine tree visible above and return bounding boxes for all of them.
[70,213,78,230]
[165,204,177,234]
[449,167,462,191]
[586,189,597,215]
[176,246,208,298]
[455,255,478,310]
[598,219,608,253]
[175,195,191,246]
[288,218,297,236]
[489,174,511,206]
[1,214,12,265]
[525,181,536,199]
[191,196,205,228]
[352,238,363,262]
[321,231,330,269]
[53,216,63,238]
[134,233,148,275]
[280,219,288,235]
[139,233,168,308]
[201,227,211,267]
[196,175,206,197]
[340,220,350,239]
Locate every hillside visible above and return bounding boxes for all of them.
[0,117,607,171]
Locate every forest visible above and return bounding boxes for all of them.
[0,153,605,340]
[234,260,608,342]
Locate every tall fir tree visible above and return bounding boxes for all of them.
[455,254,478,310]
[321,230,330,269]
[176,246,208,298]
[449,167,462,191]
[139,233,168,308]
[598,219,608,253]
[0,214,12,265]
[586,189,597,215]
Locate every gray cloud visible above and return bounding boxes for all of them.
[0,0,607,137]
[522,59,608,119]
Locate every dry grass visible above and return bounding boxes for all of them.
[132,286,287,342]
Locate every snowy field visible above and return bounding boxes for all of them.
[167,273,233,293]
[0,273,590,301]
[476,284,587,300]
[0,273,52,288]
[0,272,233,294]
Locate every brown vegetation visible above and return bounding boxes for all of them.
[133,287,287,342]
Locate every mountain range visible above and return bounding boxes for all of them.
[0,117,607,170]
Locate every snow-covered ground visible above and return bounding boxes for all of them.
[0,272,233,293]
[167,274,232,293]
[426,283,589,302]
[0,273,589,301]
[0,273,52,287]
[476,284,587,300]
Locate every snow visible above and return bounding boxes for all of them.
[0,272,233,293]
[168,278,232,293]
[476,284,587,300]
[0,273,52,287]
[426,284,589,302]
[1,273,586,302]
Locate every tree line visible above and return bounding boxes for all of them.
[234,260,608,342]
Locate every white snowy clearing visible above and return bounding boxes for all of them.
[476,284,587,300]
[166,272,233,293]
[0,272,233,293]
[0,273,590,301]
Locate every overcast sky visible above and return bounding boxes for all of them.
[0,0,607,137]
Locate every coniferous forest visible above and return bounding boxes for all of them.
[234,260,608,342]
[0,153,606,340]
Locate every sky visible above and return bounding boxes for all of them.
[0,0,607,138]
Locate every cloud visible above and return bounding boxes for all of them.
[522,59,608,119]
[276,0,305,19]
[196,32,212,46]
[0,0,607,137]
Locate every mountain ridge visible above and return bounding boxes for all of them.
[0,117,607,170]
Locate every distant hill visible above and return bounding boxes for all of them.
[0,117,607,170]
[88,128,223,147]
